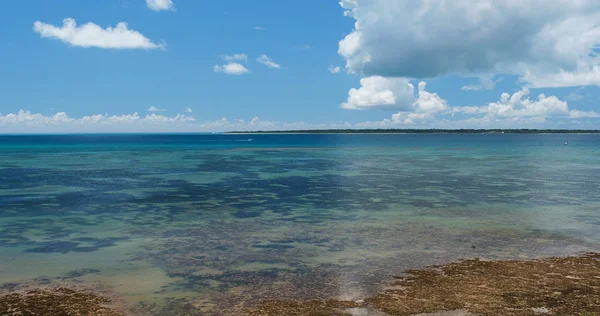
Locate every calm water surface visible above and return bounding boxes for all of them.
[1,134,599,314]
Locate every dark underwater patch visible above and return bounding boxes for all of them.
[25,237,128,253]
[253,244,295,250]
[25,241,80,253]
[232,210,262,218]
[59,268,101,279]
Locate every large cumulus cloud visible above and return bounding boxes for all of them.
[338,0,600,87]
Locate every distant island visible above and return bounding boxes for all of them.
[227,129,600,134]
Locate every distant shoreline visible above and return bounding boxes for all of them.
[0,130,599,136]
[226,129,600,134]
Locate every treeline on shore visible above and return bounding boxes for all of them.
[227,129,600,134]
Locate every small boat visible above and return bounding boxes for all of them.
[564,141,568,145]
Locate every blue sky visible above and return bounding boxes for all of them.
[1,0,600,132]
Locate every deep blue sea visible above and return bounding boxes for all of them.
[1,134,599,314]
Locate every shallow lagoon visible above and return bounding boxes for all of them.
[0,134,599,314]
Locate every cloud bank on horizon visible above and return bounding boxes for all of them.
[0,110,317,133]
[12,0,600,132]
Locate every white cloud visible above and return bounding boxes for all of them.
[413,82,448,113]
[338,0,600,87]
[33,18,163,50]
[328,66,341,74]
[199,118,353,131]
[254,26,266,31]
[354,112,437,127]
[520,61,600,88]
[452,106,488,115]
[148,106,166,112]
[356,110,598,129]
[146,0,175,11]
[1,106,597,133]
[452,88,598,119]
[485,88,569,118]
[143,113,194,123]
[184,108,193,113]
[200,117,276,130]
[257,54,281,69]
[0,110,194,133]
[214,63,249,75]
[566,91,584,102]
[104,112,141,124]
[569,110,600,118]
[0,110,360,133]
[391,112,435,125]
[342,76,414,110]
[348,82,598,128]
[460,85,485,92]
[0,111,74,126]
[342,76,447,113]
[223,53,247,61]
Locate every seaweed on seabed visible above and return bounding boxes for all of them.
[0,286,126,316]
[249,299,362,316]
[248,252,600,316]
[365,252,600,315]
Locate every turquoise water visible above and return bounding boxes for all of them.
[1,134,599,314]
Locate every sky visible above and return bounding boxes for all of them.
[2,0,600,132]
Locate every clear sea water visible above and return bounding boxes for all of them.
[1,133,599,314]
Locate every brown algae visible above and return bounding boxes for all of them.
[0,286,125,316]
[250,253,600,316]
[249,299,361,316]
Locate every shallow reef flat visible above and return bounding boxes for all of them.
[249,252,600,316]
[2,135,600,315]
[2,253,598,315]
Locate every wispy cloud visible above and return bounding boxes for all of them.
[461,77,504,91]
[460,84,485,91]
[33,18,163,50]
[328,66,341,74]
[254,26,266,31]
[148,106,166,112]
[184,108,193,113]
[223,53,247,61]
[257,54,280,69]
[566,87,585,101]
